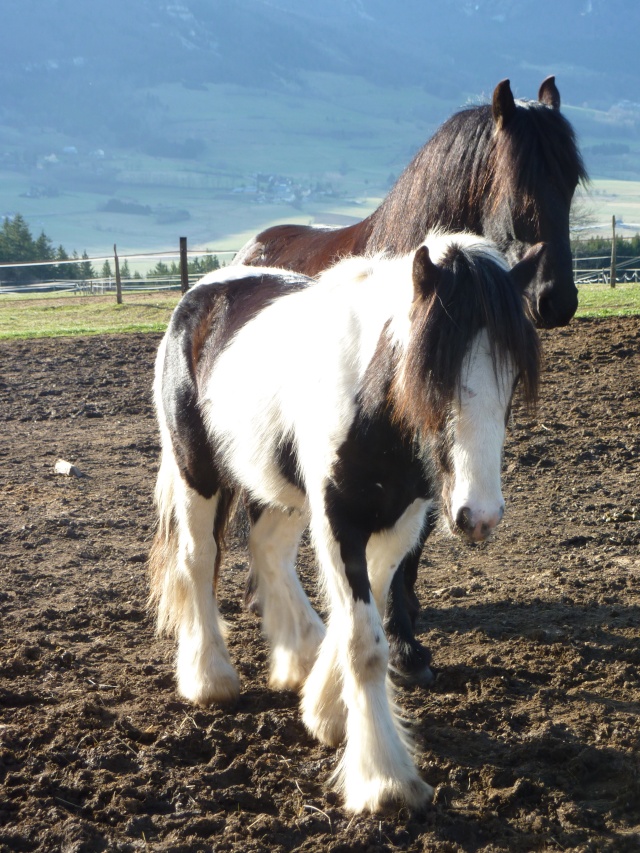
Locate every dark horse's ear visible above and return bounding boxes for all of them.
[510,243,547,293]
[412,245,440,301]
[538,75,561,110]
[492,79,516,129]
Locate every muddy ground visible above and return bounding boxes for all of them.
[0,315,638,852]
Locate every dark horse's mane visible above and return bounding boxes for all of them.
[368,101,588,255]
[398,242,541,432]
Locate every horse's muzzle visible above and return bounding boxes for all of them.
[454,504,504,542]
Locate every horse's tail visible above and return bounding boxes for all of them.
[147,447,185,637]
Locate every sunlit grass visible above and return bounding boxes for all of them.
[0,291,181,339]
[0,280,637,340]
[576,280,640,317]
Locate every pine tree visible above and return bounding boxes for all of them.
[1,214,34,264]
[56,245,71,280]
[196,253,220,274]
[148,261,170,280]
[34,231,57,281]
[80,251,95,280]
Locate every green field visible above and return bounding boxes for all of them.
[0,292,180,339]
[2,73,640,262]
[576,179,640,234]
[575,280,640,316]
[0,281,637,341]
[0,74,445,258]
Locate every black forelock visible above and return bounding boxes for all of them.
[396,242,540,433]
[491,99,589,213]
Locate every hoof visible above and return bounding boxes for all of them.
[245,592,262,617]
[301,696,346,748]
[177,662,240,707]
[343,774,434,814]
[388,638,436,689]
[269,653,311,693]
[390,662,437,689]
[300,669,346,747]
[243,570,263,617]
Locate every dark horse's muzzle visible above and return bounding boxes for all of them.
[527,243,578,329]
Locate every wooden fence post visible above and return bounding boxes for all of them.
[610,216,616,289]
[113,244,123,304]
[180,237,189,294]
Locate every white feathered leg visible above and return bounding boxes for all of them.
[335,599,433,813]
[248,506,325,691]
[304,516,433,813]
[300,613,346,747]
[171,473,240,706]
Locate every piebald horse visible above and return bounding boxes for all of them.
[150,232,542,812]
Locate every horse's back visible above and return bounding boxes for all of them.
[157,268,312,498]
[234,220,374,276]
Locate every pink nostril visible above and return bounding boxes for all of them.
[456,505,505,541]
[475,508,504,540]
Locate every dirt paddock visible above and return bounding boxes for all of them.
[0,316,638,852]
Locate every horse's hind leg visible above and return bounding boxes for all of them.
[149,453,239,707]
[248,504,325,691]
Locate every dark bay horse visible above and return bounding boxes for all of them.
[233,76,587,685]
[150,233,541,812]
[236,76,587,329]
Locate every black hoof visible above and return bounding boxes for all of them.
[388,639,437,689]
[391,662,437,689]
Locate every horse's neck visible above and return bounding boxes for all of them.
[368,118,493,254]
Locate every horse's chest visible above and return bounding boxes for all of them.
[329,412,432,534]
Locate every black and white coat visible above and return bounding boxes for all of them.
[150,232,540,813]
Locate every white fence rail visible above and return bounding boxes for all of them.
[1,246,639,294]
[0,247,237,296]
[575,268,640,285]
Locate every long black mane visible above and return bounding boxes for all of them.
[368,99,587,255]
[399,242,540,431]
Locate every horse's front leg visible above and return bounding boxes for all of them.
[303,515,433,814]
[385,507,438,686]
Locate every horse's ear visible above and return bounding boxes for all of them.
[492,79,516,129]
[510,243,547,293]
[538,75,561,110]
[412,245,440,301]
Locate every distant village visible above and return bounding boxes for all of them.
[3,141,346,211]
[232,173,343,207]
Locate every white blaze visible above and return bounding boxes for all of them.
[448,328,514,541]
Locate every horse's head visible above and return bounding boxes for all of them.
[486,77,588,329]
[407,240,542,543]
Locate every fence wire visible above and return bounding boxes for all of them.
[1,246,639,295]
[0,248,237,295]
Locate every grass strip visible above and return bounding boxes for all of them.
[0,282,638,340]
